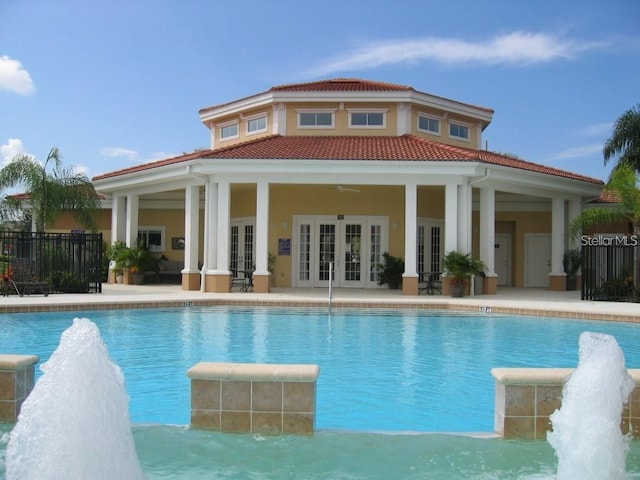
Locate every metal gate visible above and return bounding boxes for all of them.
[0,231,103,294]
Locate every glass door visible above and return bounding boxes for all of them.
[230,219,255,281]
[316,222,336,286]
[342,223,364,287]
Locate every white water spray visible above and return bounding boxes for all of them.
[5,318,146,480]
[547,331,635,480]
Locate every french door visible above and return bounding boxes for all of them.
[417,219,444,275]
[294,216,387,288]
[230,218,255,280]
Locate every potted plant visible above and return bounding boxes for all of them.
[442,251,485,297]
[107,240,128,284]
[115,241,160,285]
[377,252,404,289]
[563,247,582,291]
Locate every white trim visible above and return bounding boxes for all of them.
[347,108,388,129]
[292,214,389,288]
[138,225,166,252]
[199,90,494,128]
[219,120,239,141]
[448,120,471,141]
[417,112,441,136]
[245,113,268,136]
[296,108,336,129]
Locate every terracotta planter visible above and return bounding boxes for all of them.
[451,284,465,297]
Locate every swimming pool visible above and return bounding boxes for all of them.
[1,306,639,432]
[2,422,638,479]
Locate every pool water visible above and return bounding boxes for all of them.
[1,306,640,432]
[2,423,639,479]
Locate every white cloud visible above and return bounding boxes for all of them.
[578,122,612,137]
[101,147,139,160]
[0,138,31,166]
[0,56,35,95]
[306,32,608,76]
[546,143,603,161]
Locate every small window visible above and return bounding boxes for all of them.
[349,111,385,128]
[449,122,470,140]
[247,115,267,134]
[418,114,440,135]
[298,111,334,128]
[220,122,239,140]
[138,227,165,252]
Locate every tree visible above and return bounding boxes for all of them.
[570,164,640,238]
[0,147,101,232]
[604,103,640,172]
[569,164,640,297]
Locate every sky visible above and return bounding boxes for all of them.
[1,0,639,184]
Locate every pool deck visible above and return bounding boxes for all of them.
[1,284,639,322]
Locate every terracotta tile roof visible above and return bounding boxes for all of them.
[592,190,621,203]
[270,78,414,92]
[199,78,494,115]
[92,135,603,185]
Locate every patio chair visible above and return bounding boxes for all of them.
[8,258,49,297]
[419,271,442,295]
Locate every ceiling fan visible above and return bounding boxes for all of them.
[332,185,360,193]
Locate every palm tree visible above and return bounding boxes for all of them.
[569,164,640,239]
[604,103,640,172]
[0,147,101,232]
[570,164,640,298]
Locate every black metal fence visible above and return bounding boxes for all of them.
[0,231,103,294]
[582,240,638,302]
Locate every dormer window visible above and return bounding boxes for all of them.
[449,122,470,141]
[297,109,335,128]
[219,120,239,141]
[246,113,267,135]
[417,113,441,135]
[348,109,386,128]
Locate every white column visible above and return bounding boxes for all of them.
[551,197,565,275]
[457,182,472,252]
[444,182,458,254]
[397,103,411,135]
[184,185,200,272]
[204,179,218,271]
[125,194,139,247]
[216,180,231,274]
[110,195,126,244]
[255,181,270,275]
[210,125,216,150]
[479,187,495,275]
[568,198,582,249]
[272,103,287,135]
[403,182,418,276]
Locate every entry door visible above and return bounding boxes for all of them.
[315,221,365,288]
[342,222,364,287]
[494,233,512,286]
[316,222,337,286]
[230,219,255,279]
[525,233,551,287]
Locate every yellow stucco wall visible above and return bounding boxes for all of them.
[48,186,557,289]
[211,101,482,149]
[410,105,480,149]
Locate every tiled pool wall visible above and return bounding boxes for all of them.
[0,298,638,323]
[0,354,39,421]
[187,362,319,435]
[492,368,640,440]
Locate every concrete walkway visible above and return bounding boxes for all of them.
[2,283,639,322]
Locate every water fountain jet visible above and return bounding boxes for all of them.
[5,318,146,480]
[547,331,635,480]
